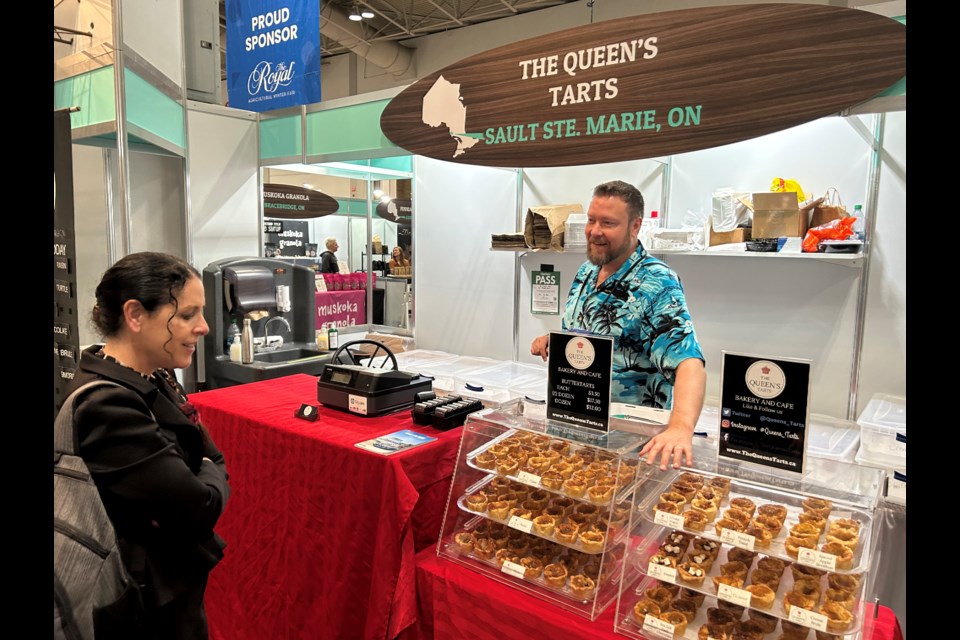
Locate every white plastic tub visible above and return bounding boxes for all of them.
[856,393,906,467]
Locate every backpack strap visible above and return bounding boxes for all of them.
[54,380,122,457]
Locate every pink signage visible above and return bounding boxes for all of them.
[316,290,366,328]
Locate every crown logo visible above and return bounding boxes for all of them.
[577,341,584,349]
[761,366,770,374]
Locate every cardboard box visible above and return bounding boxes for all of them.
[708,224,752,246]
[751,192,808,238]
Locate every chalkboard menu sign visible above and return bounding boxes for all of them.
[719,352,812,474]
[546,331,613,432]
[54,109,79,417]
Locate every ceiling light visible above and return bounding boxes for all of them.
[348,6,362,21]
[361,10,375,19]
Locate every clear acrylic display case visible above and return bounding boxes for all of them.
[614,441,887,640]
[436,408,658,621]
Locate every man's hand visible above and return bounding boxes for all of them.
[530,334,550,361]
[638,424,693,471]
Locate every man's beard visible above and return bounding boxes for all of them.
[586,235,634,266]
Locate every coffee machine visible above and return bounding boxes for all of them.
[201,257,321,389]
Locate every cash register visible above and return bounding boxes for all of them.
[316,339,432,416]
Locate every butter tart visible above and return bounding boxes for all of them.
[677,561,708,586]
[790,563,826,582]
[543,562,568,588]
[726,547,757,567]
[656,500,683,516]
[824,587,856,611]
[555,522,579,544]
[734,619,768,640]
[756,503,788,524]
[578,530,605,552]
[729,497,756,517]
[826,572,861,591]
[797,511,828,533]
[706,606,738,631]
[692,537,722,559]
[746,609,779,633]
[756,556,788,575]
[465,493,489,513]
[532,514,557,537]
[684,509,708,532]
[668,596,699,622]
[587,484,615,505]
[671,481,700,501]
[697,623,731,640]
[784,535,817,558]
[825,527,859,550]
[819,601,854,632]
[749,568,781,591]
[472,537,496,560]
[820,542,854,570]
[539,470,564,490]
[562,477,587,498]
[696,487,723,506]
[789,522,822,542]
[751,514,784,537]
[715,517,746,536]
[722,508,753,528]
[782,591,815,615]
[454,531,476,553]
[632,597,661,624]
[475,451,497,469]
[648,553,678,569]
[744,523,774,549]
[829,517,861,534]
[707,476,732,496]
[690,496,719,521]
[495,457,520,476]
[659,610,689,635]
[519,556,543,579]
[568,574,596,599]
[644,585,676,609]
[711,573,744,591]
[719,560,749,581]
[791,577,822,603]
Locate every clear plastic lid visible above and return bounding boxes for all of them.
[806,413,861,463]
[856,393,906,434]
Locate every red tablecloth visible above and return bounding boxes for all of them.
[316,289,366,328]
[189,375,462,640]
[403,548,904,640]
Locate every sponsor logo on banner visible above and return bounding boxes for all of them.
[225,0,321,112]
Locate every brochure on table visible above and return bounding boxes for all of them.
[718,352,812,474]
[355,429,437,456]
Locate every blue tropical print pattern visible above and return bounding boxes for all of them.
[561,243,704,409]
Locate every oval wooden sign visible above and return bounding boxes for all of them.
[375,198,413,222]
[380,4,905,168]
[263,184,340,219]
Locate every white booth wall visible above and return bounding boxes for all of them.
[413,112,906,419]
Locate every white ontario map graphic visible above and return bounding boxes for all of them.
[421,75,481,158]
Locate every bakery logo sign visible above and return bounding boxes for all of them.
[380,4,905,168]
[564,337,596,371]
[225,0,322,112]
[744,361,786,400]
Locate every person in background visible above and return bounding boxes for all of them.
[388,246,410,273]
[530,180,706,471]
[320,237,340,273]
[68,251,230,639]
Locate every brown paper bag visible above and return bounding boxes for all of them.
[811,187,848,228]
[524,204,584,250]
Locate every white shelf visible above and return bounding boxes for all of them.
[493,247,863,267]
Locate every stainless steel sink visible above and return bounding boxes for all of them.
[203,341,335,389]
[253,347,326,363]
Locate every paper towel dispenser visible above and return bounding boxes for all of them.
[223,265,277,314]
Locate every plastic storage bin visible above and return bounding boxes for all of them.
[456,361,547,397]
[413,355,504,393]
[855,393,906,468]
[807,413,861,463]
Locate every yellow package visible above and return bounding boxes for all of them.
[770,178,806,204]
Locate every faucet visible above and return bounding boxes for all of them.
[261,316,291,351]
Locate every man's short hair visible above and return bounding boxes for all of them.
[593,180,645,223]
[324,237,337,250]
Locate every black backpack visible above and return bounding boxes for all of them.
[54,380,145,640]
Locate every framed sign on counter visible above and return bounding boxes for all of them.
[546,331,613,432]
[719,352,812,474]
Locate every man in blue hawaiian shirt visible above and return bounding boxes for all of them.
[531,180,706,470]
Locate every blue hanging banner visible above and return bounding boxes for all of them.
[225,0,321,112]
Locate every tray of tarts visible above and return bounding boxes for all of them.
[457,473,632,554]
[621,573,860,640]
[637,470,873,575]
[628,498,868,635]
[446,515,628,604]
[466,429,644,498]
